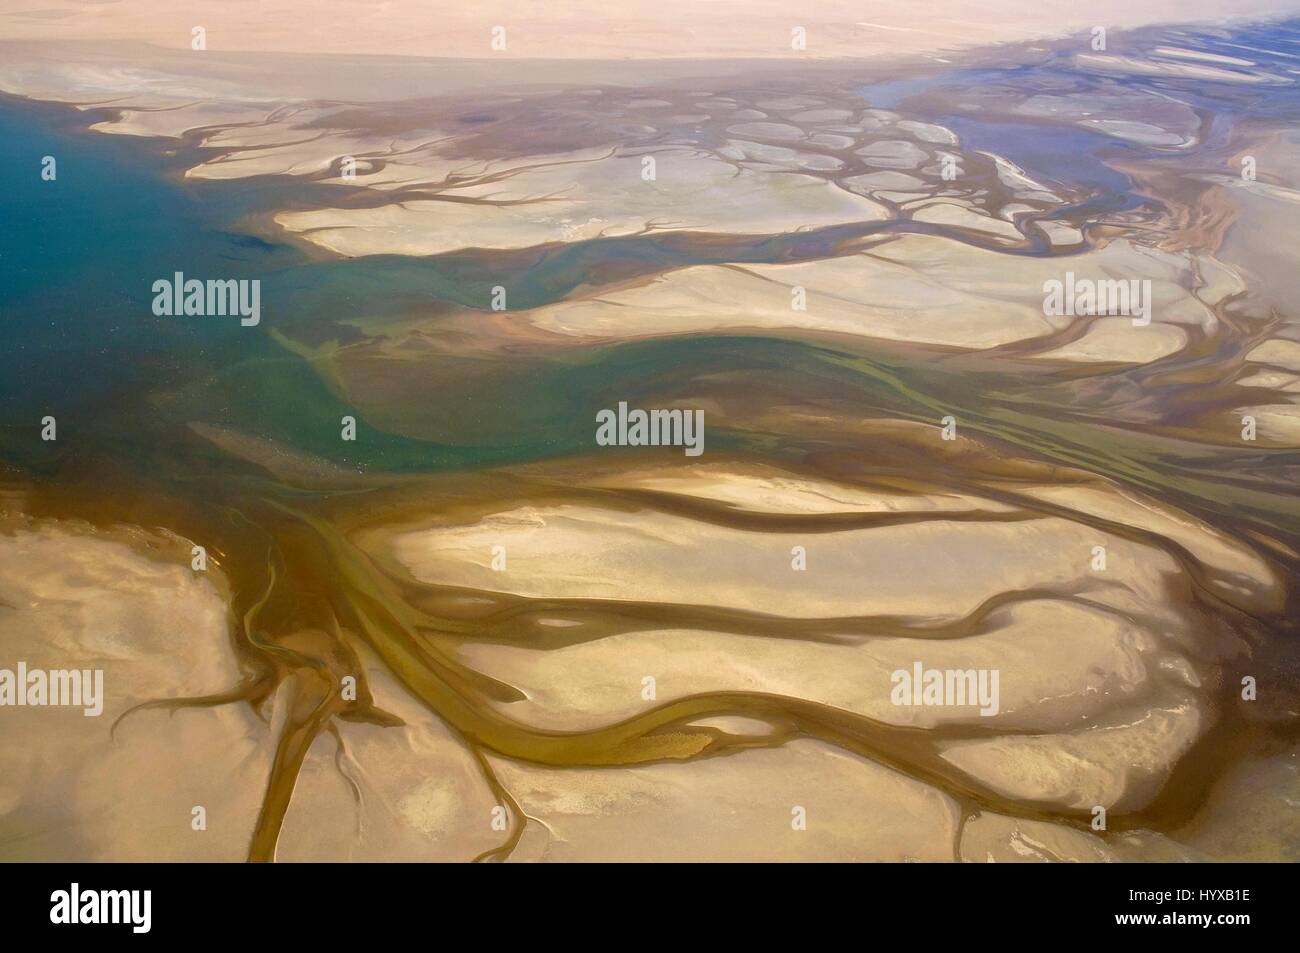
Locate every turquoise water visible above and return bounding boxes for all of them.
[0,97,910,476]
[0,97,592,472]
[0,97,319,464]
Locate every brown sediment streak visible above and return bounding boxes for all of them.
[6,332,1297,861]
[123,432,1272,859]
[468,747,531,863]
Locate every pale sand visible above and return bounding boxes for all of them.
[274,643,501,862]
[963,815,1202,862]
[1208,132,1300,319]
[1076,52,1290,85]
[526,243,1057,349]
[941,699,1203,812]
[5,1,1294,59]
[685,714,778,735]
[0,42,857,107]
[0,520,270,861]
[390,503,1182,620]
[1237,368,1300,392]
[987,154,1062,202]
[452,601,1167,733]
[489,739,961,862]
[608,462,1280,610]
[249,109,984,258]
[88,101,278,138]
[844,171,928,192]
[524,235,1220,357]
[168,101,959,198]
[0,516,506,861]
[1247,338,1300,372]
[588,461,1018,515]
[1026,316,1188,363]
[1235,402,1300,444]
[943,82,1203,148]
[960,813,1117,862]
[1153,46,1257,67]
[910,201,1026,243]
[855,138,931,169]
[1005,481,1280,613]
[1036,219,1085,246]
[1170,743,1300,861]
[273,147,889,257]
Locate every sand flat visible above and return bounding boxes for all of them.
[941,700,1204,812]
[453,600,1163,732]
[524,234,1217,358]
[489,739,961,862]
[0,520,270,861]
[390,501,1180,620]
